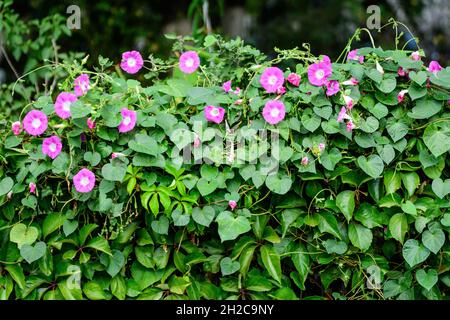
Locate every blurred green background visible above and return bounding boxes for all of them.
[1,0,449,84]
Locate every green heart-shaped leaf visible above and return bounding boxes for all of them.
[20,241,46,263]
[63,220,79,236]
[422,227,445,254]
[431,178,450,199]
[216,211,251,242]
[171,209,190,226]
[407,98,441,119]
[151,216,169,235]
[0,177,14,197]
[402,239,430,268]
[416,269,438,291]
[301,113,321,132]
[220,257,240,276]
[10,224,38,248]
[313,106,332,119]
[423,122,450,157]
[336,190,355,222]
[357,155,384,178]
[408,71,427,85]
[265,173,292,195]
[192,206,215,227]
[196,178,218,196]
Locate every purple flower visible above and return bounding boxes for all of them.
[222,80,232,93]
[87,118,96,130]
[23,110,48,136]
[337,106,348,123]
[262,100,286,125]
[260,67,285,93]
[74,74,90,96]
[346,120,355,132]
[73,168,96,193]
[347,49,364,63]
[12,121,22,135]
[318,143,325,152]
[301,156,309,166]
[287,73,301,86]
[29,182,36,194]
[228,200,237,210]
[55,92,77,119]
[179,51,200,74]
[204,105,225,124]
[307,60,332,86]
[118,108,137,133]
[411,51,421,61]
[42,135,62,159]
[120,51,144,74]
[428,61,443,74]
[326,80,340,96]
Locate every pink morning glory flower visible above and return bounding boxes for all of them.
[42,135,62,159]
[337,106,349,123]
[12,121,22,135]
[228,200,237,210]
[222,80,232,93]
[326,80,340,96]
[318,143,325,152]
[397,89,408,103]
[276,86,286,95]
[87,118,96,130]
[428,61,443,74]
[262,100,286,125]
[343,95,354,109]
[179,51,200,74]
[118,108,137,133]
[74,74,90,96]
[260,67,285,93]
[307,60,332,86]
[120,51,144,74]
[411,51,421,61]
[287,73,301,86]
[301,156,309,166]
[233,87,241,95]
[23,110,48,136]
[111,152,125,159]
[346,120,355,132]
[55,92,77,119]
[398,67,407,77]
[347,49,364,63]
[204,105,225,124]
[29,182,36,194]
[73,168,96,193]
[342,77,359,86]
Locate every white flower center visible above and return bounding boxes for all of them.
[127,58,136,67]
[185,58,194,67]
[32,118,41,128]
[315,70,324,79]
[49,143,57,152]
[80,177,89,187]
[123,116,131,126]
[210,108,219,116]
[63,102,71,112]
[270,108,280,118]
[268,75,278,85]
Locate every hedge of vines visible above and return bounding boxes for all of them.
[0,33,449,300]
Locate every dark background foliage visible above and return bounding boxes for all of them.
[3,0,450,79]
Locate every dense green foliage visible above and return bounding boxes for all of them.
[1,16,450,300]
